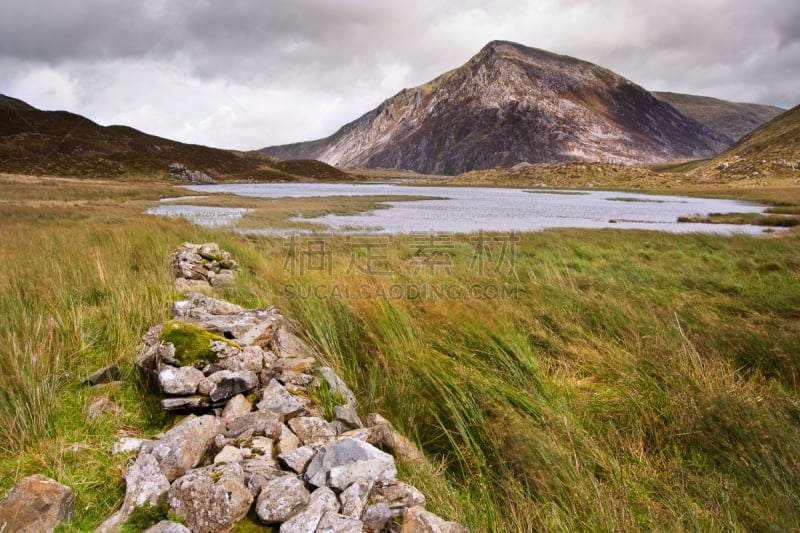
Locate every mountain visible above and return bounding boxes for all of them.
[691,104,800,180]
[0,94,349,181]
[262,41,731,175]
[653,92,784,141]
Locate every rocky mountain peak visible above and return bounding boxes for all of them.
[262,41,732,174]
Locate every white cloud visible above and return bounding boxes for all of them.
[6,66,80,111]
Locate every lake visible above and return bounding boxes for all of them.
[148,183,773,235]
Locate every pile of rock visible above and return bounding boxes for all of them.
[98,292,463,532]
[171,242,239,292]
[168,163,215,184]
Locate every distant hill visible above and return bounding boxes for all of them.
[653,92,784,141]
[262,40,731,175]
[690,104,800,180]
[0,94,349,181]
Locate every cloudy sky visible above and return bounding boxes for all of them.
[1,0,798,150]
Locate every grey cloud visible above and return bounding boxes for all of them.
[0,0,797,150]
[0,1,168,61]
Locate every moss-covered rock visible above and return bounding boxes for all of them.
[121,502,169,532]
[160,321,238,368]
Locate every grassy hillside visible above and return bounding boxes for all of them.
[691,104,800,183]
[653,92,784,141]
[0,94,351,181]
[1,175,799,531]
[446,163,681,189]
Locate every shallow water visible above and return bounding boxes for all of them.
[146,204,251,227]
[152,183,774,235]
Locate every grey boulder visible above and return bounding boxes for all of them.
[305,438,396,490]
[141,414,220,481]
[167,463,253,533]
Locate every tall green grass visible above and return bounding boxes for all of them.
[1,179,799,530]
[253,231,800,531]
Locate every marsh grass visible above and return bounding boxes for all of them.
[678,212,800,226]
[257,231,800,531]
[674,187,800,227]
[1,175,799,531]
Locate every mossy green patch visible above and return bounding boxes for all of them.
[232,507,278,532]
[122,503,170,532]
[309,374,348,422]
[160,320,238,368]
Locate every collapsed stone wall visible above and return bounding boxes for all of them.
[171,242,239,292]
[99,243,466,532]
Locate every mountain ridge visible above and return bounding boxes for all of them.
[0,94,349,181]
[262,40,732,174]
[691,103,800,180]
[652,91,784,141]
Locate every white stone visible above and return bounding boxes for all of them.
[111,437,146,455]
[255,475,310,524]
[278,445,316,475]
[143,520,192,533]
[159,366,204,395]
[167,464,253,533]
[214,445,245,464]
[141,414,220,481]
[221,394,252,421]
[96,453,169,532]
[257,379,308,420]
[278,423,302,454]
[288,416,336,448]
[279,487,339,533]
[340,477,373,519]
[305,438,396,490]
[316,510,363,533]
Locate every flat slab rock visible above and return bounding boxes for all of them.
[255,475,310,524]
[141,414,220,481]
[305,437,397,490]
[288,416,336,448]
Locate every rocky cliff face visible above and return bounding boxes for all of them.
[262,41,731,174]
